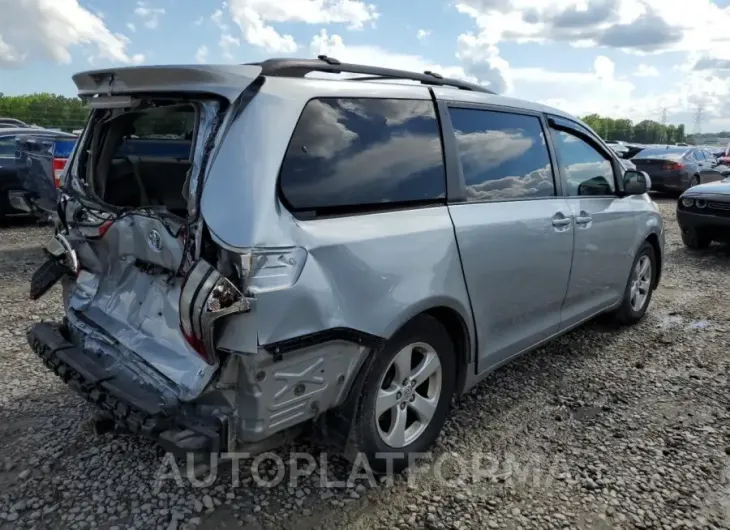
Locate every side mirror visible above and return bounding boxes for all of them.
[624,170,650,195]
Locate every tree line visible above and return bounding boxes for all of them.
[0,93,194,136]
[0,93,89,131]
[580,114,688,145]
[1,93,720,146]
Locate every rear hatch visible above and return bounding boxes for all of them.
[35,64,262,401]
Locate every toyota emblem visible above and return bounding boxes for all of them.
[148,230,163,252]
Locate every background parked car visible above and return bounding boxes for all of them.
[10,131,77,220]
[0,117,29,128]
[631,145,730,194]
[604,140,645,159]
[676,176,730,248]
[623,142,646,159]
[0,128,75,218]
[717,143,730,165]
[605,140,630,158]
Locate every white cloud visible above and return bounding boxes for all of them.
[538,65,730,129]
[0,35,24,66]
[416,29,431,42]
[195,45,209,64]
[134,1,165,30]
[194,16,205,26]
[0,0,144,67]
[455,32,511,93]
[455,0,730,56]
[311,29,508,94]
[634,63,659,77]
[226,0,380,53]
[211,8,227,30]
[219,34,240,60]
[450,0,730,131]
[126,23,136,33]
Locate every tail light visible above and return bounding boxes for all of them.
[52,158,67,188]
[179,259,247,365]
[178,247,306,364]
[661,161,684,171]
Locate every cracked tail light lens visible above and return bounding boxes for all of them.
[179,260,245,365]
[241,247,307,294]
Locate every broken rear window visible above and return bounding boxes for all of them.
[84,103,198,216]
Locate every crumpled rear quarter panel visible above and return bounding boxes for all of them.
[65,215,218,401]
[253,207,474,349]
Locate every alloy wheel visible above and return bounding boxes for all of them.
[375,342,442,448]
[629,255,652,312]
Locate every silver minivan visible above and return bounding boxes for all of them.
[27,57,664,472]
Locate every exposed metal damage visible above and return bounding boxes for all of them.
[25,64,384,458]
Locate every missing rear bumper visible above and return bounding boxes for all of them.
[27,321,225,455]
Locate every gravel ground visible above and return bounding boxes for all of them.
[1,198,729,530]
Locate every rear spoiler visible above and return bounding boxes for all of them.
[72,64,263,103]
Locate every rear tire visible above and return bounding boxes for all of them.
[613,242,656,325]
[681,227,712,249]
[689,175,700,188]
[352,315,456,474]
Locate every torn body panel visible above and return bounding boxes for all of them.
[64,214,217,400]
[212,306,371,445]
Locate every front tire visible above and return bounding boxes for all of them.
[681,227,712,249]
[613,242,656,325]
[689,175,701,189]
[353,315,456,473]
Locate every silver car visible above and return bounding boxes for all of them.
[27,58,664,472]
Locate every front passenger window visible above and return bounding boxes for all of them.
[551,129,615,196]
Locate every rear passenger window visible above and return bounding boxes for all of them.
[550,129,615,196]
[279,98,445,214]
[448,108,555,201]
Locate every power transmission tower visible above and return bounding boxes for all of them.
[659,107,668,143]
[693,105,704,136]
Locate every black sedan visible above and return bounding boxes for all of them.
[0,128,75,218]
[677,177,730,248]
[631,145,730,195]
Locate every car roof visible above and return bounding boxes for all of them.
[0,127,76,137]
[73,58,589,130]
[636,145,688,153]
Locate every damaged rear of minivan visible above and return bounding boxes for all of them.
[27,65,273,454]
[28,61,474,471]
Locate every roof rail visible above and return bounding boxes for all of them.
[244,56,496,94]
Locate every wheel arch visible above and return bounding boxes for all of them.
[644,232,662,288]
[315,304,474,454]
[420,306,472,397]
